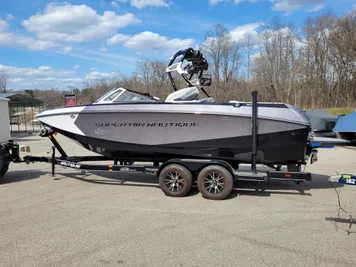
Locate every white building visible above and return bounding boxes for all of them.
[0,97,10,143]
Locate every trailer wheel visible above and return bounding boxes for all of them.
[197,165,233,200]
[158,164,192,197]
[0,147,9,180]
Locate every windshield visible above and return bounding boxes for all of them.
[94,88,122,103]
[114,90,155,102]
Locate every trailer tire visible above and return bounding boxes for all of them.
[0,147,9,180]
[197,165,233,200]
[158,164,192,197]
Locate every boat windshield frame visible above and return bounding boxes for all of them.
[93,88,122,103]
[113,90,156,102]
[94,88,158,104]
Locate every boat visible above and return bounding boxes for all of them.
[303,109,339,138]
[333,111,356,145]
[35,48,318,169]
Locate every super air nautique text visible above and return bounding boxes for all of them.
[94,122,198,127]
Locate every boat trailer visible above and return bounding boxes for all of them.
[12,130,311,200]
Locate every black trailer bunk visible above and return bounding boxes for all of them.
[1,91,313,200]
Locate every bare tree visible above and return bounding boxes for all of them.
[201,24,243,101]
[328,9,356,107]
[136,59,170,97]
[299,12,336,108]
[252,19,299,103]
[38,89,64,108]
[0,73,9,93]
[243,32,254,86]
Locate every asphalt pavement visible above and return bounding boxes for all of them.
[1,133,355,267]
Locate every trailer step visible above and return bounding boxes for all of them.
[234,170,312,182]
[266,171,312,181]
[234,171,269,182]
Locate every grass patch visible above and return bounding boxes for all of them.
[324,108,354,116]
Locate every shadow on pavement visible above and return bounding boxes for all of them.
[0,169,46,184]
[325,217,354,224]
[56,171,158,187]
[233,173,343,197]
[49,170,342,199]
[56,171,201,198]
[10,138,44,143]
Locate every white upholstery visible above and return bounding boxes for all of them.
[165,87,199,102]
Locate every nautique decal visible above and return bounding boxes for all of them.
[94,122,198,127]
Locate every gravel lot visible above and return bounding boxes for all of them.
[1,133,356,267]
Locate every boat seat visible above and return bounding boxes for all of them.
[165,87,199,102]
[165,87,214,103]
[196,97,214,103]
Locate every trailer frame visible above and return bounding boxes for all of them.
[17,132,311,200]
